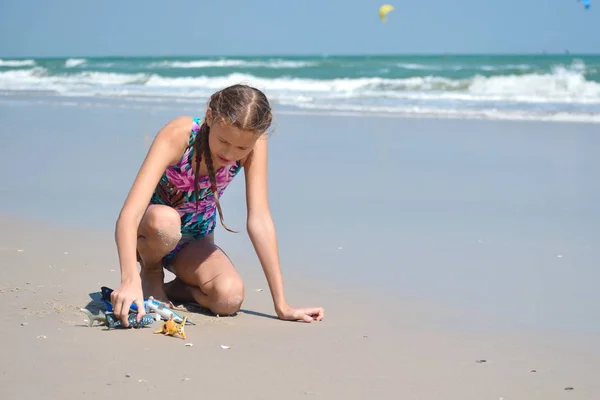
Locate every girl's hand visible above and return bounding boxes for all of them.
[276,304,324,323]
[110,277,146,327]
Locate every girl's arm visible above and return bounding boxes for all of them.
[243,137,324,322]
[112,116,191,321]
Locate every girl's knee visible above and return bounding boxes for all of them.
[209,276,245,316]
[141,205,182,244]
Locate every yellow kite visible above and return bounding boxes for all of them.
[379,4,395,23]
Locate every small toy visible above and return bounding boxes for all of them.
[100,286,147,313]
[80,308,155,329]
[100,286,195,326]
[105,312,155,330]
[154,315,187,339]
[147,296,196,325]
[81,308,108,327]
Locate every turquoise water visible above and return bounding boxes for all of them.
[2,54,600,122]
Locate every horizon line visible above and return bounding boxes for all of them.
[2,52,600,59]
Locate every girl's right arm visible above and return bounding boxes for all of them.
[111,116,193,326]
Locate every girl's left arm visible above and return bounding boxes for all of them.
[243,137,324,323]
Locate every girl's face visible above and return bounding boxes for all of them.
[206,111,260,167]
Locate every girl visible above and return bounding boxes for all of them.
[110,84,324,326]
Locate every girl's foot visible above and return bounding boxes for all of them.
[164,277,196,304]
[140,269,172,306]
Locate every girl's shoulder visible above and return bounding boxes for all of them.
[150,116,199,167]
[162,116,202,146]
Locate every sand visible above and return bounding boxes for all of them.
[1,216,599,400]
[1,96,599,399]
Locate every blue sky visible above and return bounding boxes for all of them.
[0,0,598,57]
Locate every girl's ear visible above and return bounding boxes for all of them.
[205,108,213,127]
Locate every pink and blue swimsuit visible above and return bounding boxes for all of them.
[150,118,242,265]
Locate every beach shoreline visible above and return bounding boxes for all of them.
[2,53,600,123]
[3,94,600,125]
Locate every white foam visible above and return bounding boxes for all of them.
[0,59,36,67]
[64,58,87,68]
[2,62,597,104]
[1,60,599,123]
[396,63,533,72]
[0,68,148,93]
[479,64,532,71]
[149,59,316,69]
[277,101,600,123]
[468,63,600,103]
[397,63,443,70]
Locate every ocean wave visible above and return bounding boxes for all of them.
[1,59,599,122]
[1,63,598,104]
[64,58,87,68]
[0,59,36,67]
[278,103,600,123]
[396,63,533,72]
[0,68,148,92]
[148,59,317,69]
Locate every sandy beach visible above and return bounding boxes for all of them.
[1,97,599,399]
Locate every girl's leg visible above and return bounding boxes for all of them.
[164,235,245,316]
[136,204,182,302]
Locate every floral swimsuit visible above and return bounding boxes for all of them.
[149,118,242,267]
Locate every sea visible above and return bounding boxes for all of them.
[1,54,600,123]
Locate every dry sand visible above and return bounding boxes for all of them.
[1,215,599,400]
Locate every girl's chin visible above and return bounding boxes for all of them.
[217,155,233,165]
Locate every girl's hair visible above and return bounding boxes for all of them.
[192,84,272,233]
